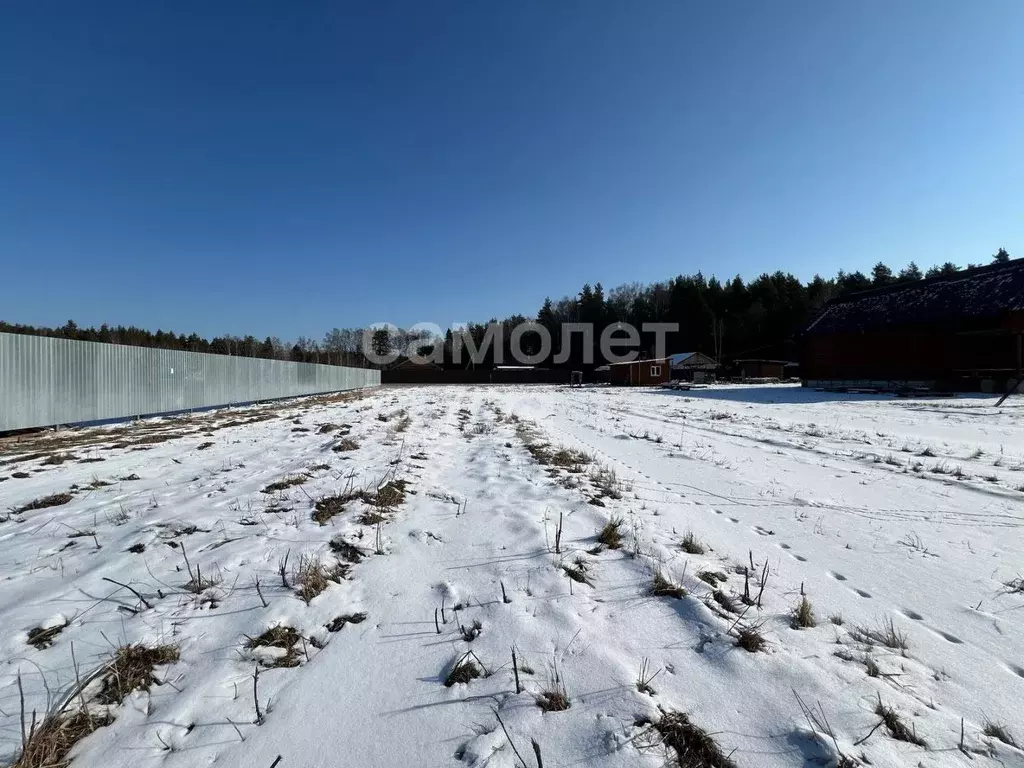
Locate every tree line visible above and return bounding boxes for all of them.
[406,248,1013,369]
[1,248,1011,370]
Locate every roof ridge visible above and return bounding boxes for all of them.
[828,257,1024,306]
[803,258,1024,337]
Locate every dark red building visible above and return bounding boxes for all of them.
[800,259,1024,392]
[734,359,794,380]
[607,358,671,386]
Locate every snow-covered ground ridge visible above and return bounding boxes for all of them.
[1,384,1022,768]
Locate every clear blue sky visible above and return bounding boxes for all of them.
[2,1,1020,340]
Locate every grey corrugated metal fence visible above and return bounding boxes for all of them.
[0,332,379,431]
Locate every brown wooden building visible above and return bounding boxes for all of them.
[734,359,795,379]
[800,259,1024,392]
[668,351,719,381]
[607,358,671,386]
[381,358,569,385]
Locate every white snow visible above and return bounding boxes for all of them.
[1,384,1022,768]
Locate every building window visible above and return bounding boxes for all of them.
[650,365,661,377]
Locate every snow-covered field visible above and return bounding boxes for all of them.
[1,384,1022,768]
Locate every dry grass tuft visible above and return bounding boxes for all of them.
[16,492,74,514]
[12,711,113,768]
[459,619,483,642]
[375,479,408,509]
[651,567,686,599]
[562,557,594,587]
[851,618,908,650]
[735,625,766,653]
[0,451,49,466]
[874,697,926,746]
[984,721,1017,748]
[326,613,367,632]
[549,447,592,468]
[97,644,180,705]
[311,485,374,525]
[791,596,816,629]
[636,657,662,695]
[41,453,78,466]
[696,571,726,588]
[1002,576,1024,594]
[341,479,407,524]
[865,656,880,677]
[589,465,624,498]
[444,653,483,687]
[597,517,624,549]
[27,620,70,650]
[183,564,221,594]
[333,437,359,452]
[712,590,737,613]
[260,474,308,494]
[313,495,350,525]
[680,530,706,555]
[130,433,177,447]
[536,688,570,712]
[358,509,386,525]
[648,710,737,767]
[520,440,551,464]
[329,536,365,563]
[245,626,301,668]
[293,554,347,604]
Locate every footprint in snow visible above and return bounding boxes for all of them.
[791,554,808,562]
[898,608,924,621]
[827,571,847,582]
[779,543,791,550]
[929,628,964,644]
[852,588,872,599]
[1006,663,1024,679]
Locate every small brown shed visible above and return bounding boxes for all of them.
[607,358,671,386]
[735,359,792,379]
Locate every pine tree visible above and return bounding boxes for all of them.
[925,262,960,278]
[898,262,923,282]
[836,270,872,295]
[371,328,391,360]
[871,262,894,286]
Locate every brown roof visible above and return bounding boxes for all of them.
[804,258,1024,336]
